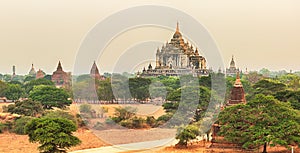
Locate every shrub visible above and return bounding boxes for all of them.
[13,116,33,134]
[146,116,157,127]
[0,121,13,132]
[175,124,200,147]
[79,104,92,114]
[120,120,132,128]
[131,116,146,128]
[25,117,81,153]
[157,113,173,122]
[4,100,44,117]
[43,110,77,126]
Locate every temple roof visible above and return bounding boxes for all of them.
[234,71,243,87]
[230,55,236,68]
[29,64,36,75]
[173,22,182,38]
[90,61,100,75]
[56,61,63,71]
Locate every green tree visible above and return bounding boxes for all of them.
[218,94,300,153]
[0,80,8,97]
[13,116,33,134]
[97,79,115,102]
[253,79,286,96]
[43,110,78,126]
[72,80,96,101]
[23,78,54,95]
[24,76,36,83]
[259,68,271,77]
[111,74,131,101]
[175,124,200,147]
[29,85,72,109]
[4,84,24,101]
[278,73,300,91]
[75,74,92,82]
[5,99,44,117]
[25,117,81,153]
[275,90,300,110]
[129,77,151,101]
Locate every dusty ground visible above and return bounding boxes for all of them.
[123,142,300,153]
[0,129,107,153]
[0,103,170,153]
[93,128,176,145]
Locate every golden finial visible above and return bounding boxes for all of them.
[176,21,179,32]
[236,71,240,79]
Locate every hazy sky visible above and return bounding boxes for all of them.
[0,0,299,75]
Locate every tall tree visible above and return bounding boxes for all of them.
[25,117,81,153]
[4,84,24,101]
[0,80,8,97]
[29,85,71,109]
[97,79,115,102]
[218,94,300,153]
[23,78,55,95]
[253,79,286,96]
[4,99,44,117]
[129,78,151,101]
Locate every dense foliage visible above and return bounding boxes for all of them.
[29,85,71,109]
[218,94,300,153]
[25,117,81,153]
[4,99,44,117]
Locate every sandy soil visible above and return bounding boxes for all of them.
[0,129,107,153]
[123,142,300,153]
[93,128,176,145]
[0,103,170,153]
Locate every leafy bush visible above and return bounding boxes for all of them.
[119,117,147,129]
[131,116,146,128]
[25,117,81,153]
[146,116,157,127]
[4,100,44,117]
[113,106,137,121]
[157,113,173,122]
[0,121,13,132]
[175,124,200,147]
[120,120,132,128]
[12,116,33,134]
[43,110,77,126]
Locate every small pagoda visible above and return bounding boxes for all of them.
[227,71,246,106]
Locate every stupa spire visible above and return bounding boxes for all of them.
[176,21,179,32]
[57,61,63,71]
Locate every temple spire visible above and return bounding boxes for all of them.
[57,61,63,71]
[176,21,179,32]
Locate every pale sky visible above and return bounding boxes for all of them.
[0,0,299,75]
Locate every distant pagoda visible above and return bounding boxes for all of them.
[36,69,45,79]
[51,61,71,88]
[28,64,36,77]
[90,61,103,80]
[141,22,208,77]
[226,55,240,77]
